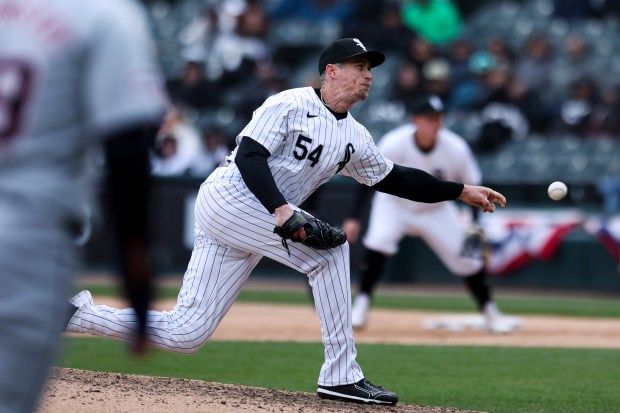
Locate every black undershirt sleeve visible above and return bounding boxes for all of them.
[372,165,464,203]
[235,137,287,213]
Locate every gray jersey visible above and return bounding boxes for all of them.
[223,86,393,205]
[0,1,166,412]
[0,0,166,222]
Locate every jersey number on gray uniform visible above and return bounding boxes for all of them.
[0,60,32,141]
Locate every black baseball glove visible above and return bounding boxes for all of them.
[460,224,486,260]
[274,211,347,255]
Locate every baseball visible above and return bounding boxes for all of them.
[547,181,568,201]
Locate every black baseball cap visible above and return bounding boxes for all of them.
[318,38,385,74]
[410,94,444,115]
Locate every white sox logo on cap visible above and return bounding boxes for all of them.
[411,94,444,115]
[429,95,443,111]
[353,38,367,51]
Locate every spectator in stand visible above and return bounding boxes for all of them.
[339,0,380,38]
[230,60,291,126]
[550,34,594,97]
[511,33,555,134]
[167,60,221,111]
[422,58,452,104]
[178,7,221,66]
[552,0,603,21]
[447,35,475,89]
[343,0,383,28]
[485,36,516,66]
[268,0,353,23]
[514,33,554,92]
[404,35,438,73]
[238,0,270,39]
[345,1,415,54]
[452,0,493,18]
[151,135,180,176]
[400,0,462,45]
[207,0,272,88]
[389,62,426,114]
[586,84,620,139]
[473,60,530,153]
[187,127,230,177]
[449,50,495,110]
[507,77,553,135]
[551,77,599,138]
[151,109,202,176]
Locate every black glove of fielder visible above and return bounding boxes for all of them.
[274,211,347,255]
[460,224,486,260]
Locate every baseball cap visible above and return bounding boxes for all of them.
[318,38,385,74]
[422,58,451,81]
[468,50,496,73]
[410,95,444,115]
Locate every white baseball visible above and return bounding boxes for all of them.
[547,181,568,201]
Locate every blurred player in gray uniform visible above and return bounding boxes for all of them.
[344,95,520,333]
[0,0,167,411]
[67,38,506,406]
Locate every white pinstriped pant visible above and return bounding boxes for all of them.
[69,170,364,386]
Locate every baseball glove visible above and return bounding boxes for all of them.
[460,224,486,260]
[274,211,347,255]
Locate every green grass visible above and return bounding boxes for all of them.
[81,284,620,318]
[59,337,620,413]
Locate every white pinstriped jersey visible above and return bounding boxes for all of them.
[222,86,394,206]
[374,123,481,213]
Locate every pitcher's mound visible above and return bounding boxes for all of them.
[38,367,485,413]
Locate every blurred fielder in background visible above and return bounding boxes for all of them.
[0,0,166,411]
[343,94,521,333]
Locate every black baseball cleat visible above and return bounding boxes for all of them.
[317,378,398,405]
